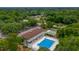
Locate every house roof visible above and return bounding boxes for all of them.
[18,26,44,40]
[46,30,57,36]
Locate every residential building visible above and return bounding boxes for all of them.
[18,26,59,51]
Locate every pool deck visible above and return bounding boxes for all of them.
[31,36,59,51]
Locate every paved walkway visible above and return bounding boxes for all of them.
[0,31,6,39]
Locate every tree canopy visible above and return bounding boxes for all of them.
[0,8,79,51]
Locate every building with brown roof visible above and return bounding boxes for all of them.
[18,26,46,47]
[18,26,58,51]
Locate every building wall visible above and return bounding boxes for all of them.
[24,32,46,48]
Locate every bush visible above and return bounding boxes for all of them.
[38,47,50,51]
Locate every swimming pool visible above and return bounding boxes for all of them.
[38,38,55,48]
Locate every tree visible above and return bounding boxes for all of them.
[1,23,23,34]
[46,16,55,22]
[0,39,8,51]
[55,15,64,23]
[58,23,79,37]
[0,33,23,51]
[62,16,77,24]
[55,36,79,51]
[28,19,37,26]
[6,33,23,51]
[56,23,79,51]
[46,21,53,28]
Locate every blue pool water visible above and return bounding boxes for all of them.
[38,38,55,48]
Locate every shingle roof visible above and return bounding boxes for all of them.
[18,26,44,40]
